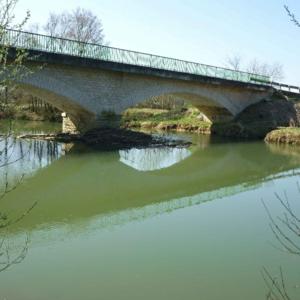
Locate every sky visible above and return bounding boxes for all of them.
[14,0,300,85]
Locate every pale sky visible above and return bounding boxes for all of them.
[14,0,300,86]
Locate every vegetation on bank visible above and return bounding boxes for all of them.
[0,98,61,122]
[121,107,211,134]
[265,127,300,145]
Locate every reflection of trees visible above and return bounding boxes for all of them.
[0,135,63,273]
[32,139,60,167]
[262,191,300,300]
[0,137,61,191]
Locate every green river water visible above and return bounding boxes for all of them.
[0,121,299,300]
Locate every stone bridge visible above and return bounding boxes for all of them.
[3,29,300,133]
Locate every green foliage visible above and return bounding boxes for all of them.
[121,107,211,133]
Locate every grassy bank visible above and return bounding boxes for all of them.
[121,107,211,134]
[265,127,300,145]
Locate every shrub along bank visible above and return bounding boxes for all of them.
[121,107,211,134]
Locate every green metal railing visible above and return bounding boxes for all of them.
[1,28,270,84]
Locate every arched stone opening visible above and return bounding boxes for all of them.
[17,83,95,134]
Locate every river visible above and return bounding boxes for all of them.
[0,121,299,300]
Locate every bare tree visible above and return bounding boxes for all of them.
[0,0,31,134]
[225,54,243,71]
[0,1,30,90]
[246,59,284,82]
[224,54,284,81]
[260,9,300,297]
[0,0,30,31]
[44,12,69,38]
[266,63,285,83]
[285,5,300,28]
[44,7,105,44]
[262,190,300,300]
[0,0,35,273]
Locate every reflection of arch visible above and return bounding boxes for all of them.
[119,147,192,171]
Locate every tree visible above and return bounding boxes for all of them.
[0,0,29,30]
[225,55,284,82]
[0,0,31,105]
[246,59,284,82]
[0,0,34,273]
[224,54,243,71]
[262,190,300,299]
[44,7,105,44]
[260,7,300,299]
[285,5,300,28]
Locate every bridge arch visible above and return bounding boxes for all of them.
[17,62,272,133]
[18,82,94,133]
[126,92,234,123]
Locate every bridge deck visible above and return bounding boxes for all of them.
[1,29,299,95]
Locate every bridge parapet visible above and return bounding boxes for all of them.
[2,28,270,84]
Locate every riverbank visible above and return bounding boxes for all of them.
[121,107,211,134]
[265,127,300,145]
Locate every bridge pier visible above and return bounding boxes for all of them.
[62,112,80,134]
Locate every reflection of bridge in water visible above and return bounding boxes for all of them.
[87,168,300,231]
[2,138,300,236]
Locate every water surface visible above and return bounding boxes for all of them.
[0,123,299,300]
